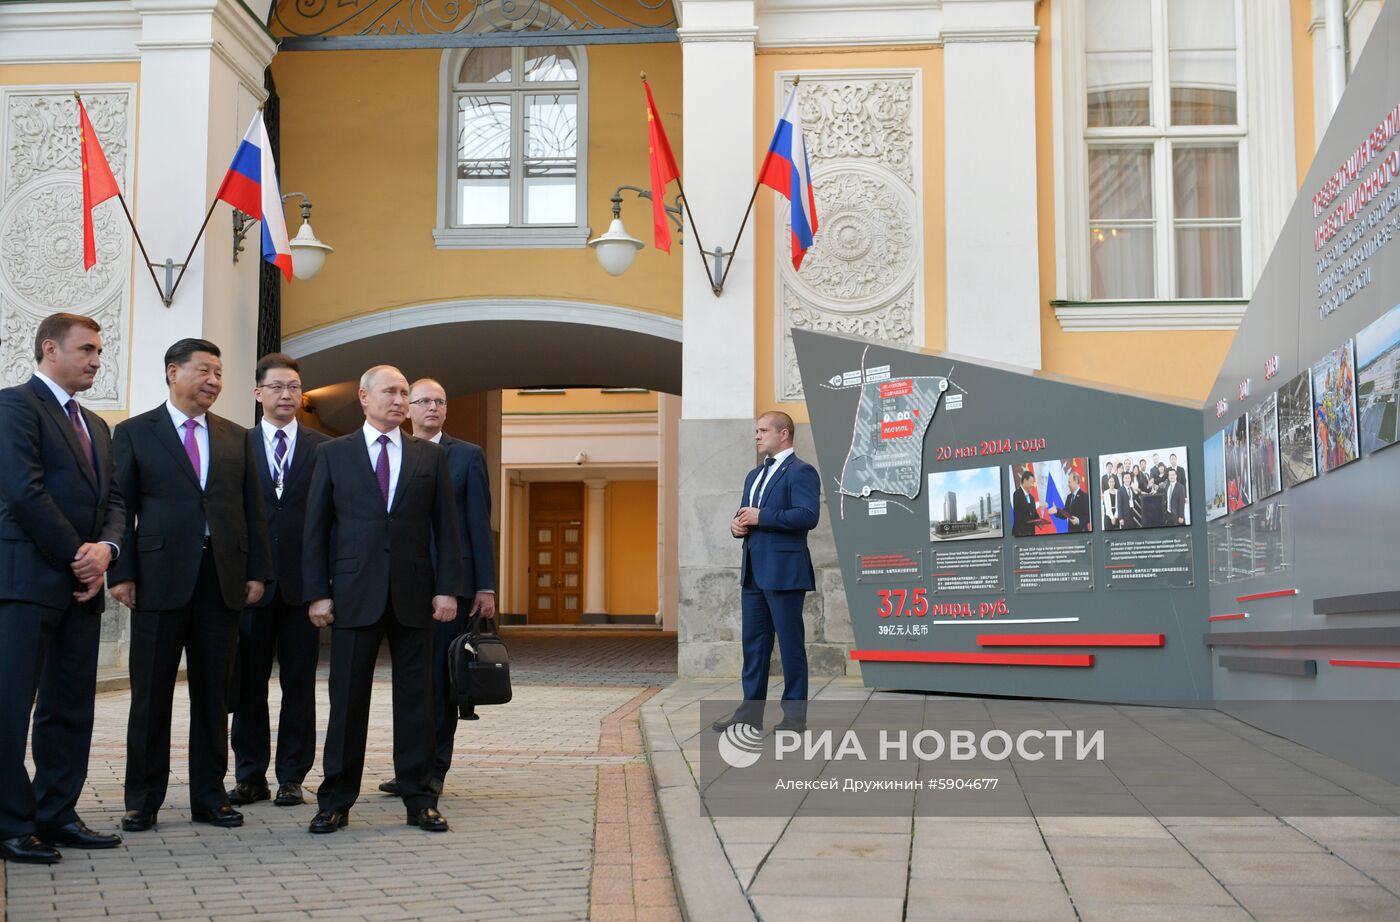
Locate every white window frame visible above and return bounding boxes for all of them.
[435,45,591,249]
[1051,0,1296,331]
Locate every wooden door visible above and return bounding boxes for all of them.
[527,483,584,624]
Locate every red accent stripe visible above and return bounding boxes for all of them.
[1209,613,1248,622]
[929,572,956,577]
[215,170,260,217]
[1329,659,1400,669]
[1012,568,1040,573]
[849,650,1093,667]
[1104,564,1135,569]
[1236,589,1298,602]
[976,633,1165,647]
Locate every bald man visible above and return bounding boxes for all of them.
[302,365,463,834]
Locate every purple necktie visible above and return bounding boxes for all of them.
[273,429,288,476]
[65,399,96,477]
[375,434,391,505]
[182,418,201,483]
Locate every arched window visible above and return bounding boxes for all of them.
[435,45,589,248]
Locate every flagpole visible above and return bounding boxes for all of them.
[113,192,166,304]
[164,199,219,306]
[713,74,801,294]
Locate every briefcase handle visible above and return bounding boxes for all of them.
[465,610,499,636]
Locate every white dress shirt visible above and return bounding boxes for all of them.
[261,417,298,495]
[363,422,403,509]
[165,401,210,490]
[751,447,793,507]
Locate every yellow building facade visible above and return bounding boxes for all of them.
[0,0,1381,671]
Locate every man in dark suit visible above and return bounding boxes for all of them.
[109,338,271,832]
[378,377,495,799]
[1011,470,1044,537]
[0,313,125,865]
[712,412,820,734]
[1048,472,1092,533]
[1169,453,1188,499]
[1164,467,1187,525]
[228,353,329,810]
[303,365,462,834]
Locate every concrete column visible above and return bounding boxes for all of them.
[657,393,681,631]
[128,0,276,425]
[942,0,1042,370]
[675,0,758,676]
[583,478,608,616]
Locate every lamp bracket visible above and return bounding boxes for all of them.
[233,192,312,263]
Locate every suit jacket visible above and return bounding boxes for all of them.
[1053,489,1092,533]
[1011,488,1038,537]
[737,454,820,592]
[437,434,496,596]
[302,431,463,628]
[1165,481,1187,524]
[0,376,125,612]
[1102,486,1131,527]
[108,404,271,611]
[248,424,330,608]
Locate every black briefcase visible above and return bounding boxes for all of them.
[448,613,512,720]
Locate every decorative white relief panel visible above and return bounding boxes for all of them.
[1,86,135,408]
[777,71,923,401]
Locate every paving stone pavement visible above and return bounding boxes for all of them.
[646,677,1400,922]
[4,630,678,921]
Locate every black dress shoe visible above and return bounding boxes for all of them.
[377,779,401,796]
[227,782,271,806]
[774,718,808,734]
[308,810,348,834]
[38,821,122,850]
[712,714,762,733]
[274,783,305,806]
[120,810,157,832]
[190,805,243,828]
[406,807,449,832]
[1,834,61,865]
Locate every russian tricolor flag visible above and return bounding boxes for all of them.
[759,87,819,270]
[215,113,292,281]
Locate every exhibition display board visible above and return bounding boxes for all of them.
[795,329,1212,702]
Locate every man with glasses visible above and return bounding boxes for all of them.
[378,378,495,799]
[228,353,329,809]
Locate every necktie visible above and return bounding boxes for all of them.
[182,418,201,483]
[65,399,96,477]
[752,457,776,506]
[273,429,288,497]
[375,434,391,505]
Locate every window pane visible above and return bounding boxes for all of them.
[525,46,577,82]
[524,93,577,224]
[1086,0,1151,127]
[457,94,511,225]
[1089,146,1153,220]
[1173,144,1240,219]
[1169,0,1237,125]
[459,48,512,85]
[564,550,579,566]
[1176,226,1242,298]
[1090,225,1155,299]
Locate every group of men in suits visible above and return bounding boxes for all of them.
[0,313,496,864]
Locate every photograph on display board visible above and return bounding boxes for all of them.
[1277,370,1317,488]
[1312,340,1360,473]
[1248,392,1282,501]
[1356,303,1400,455]
[928,466,1003,541]
[1096,446,1190,530]
[1224,414,1252,512]
[1008,458,1093,537]
[1204,430,1228,522]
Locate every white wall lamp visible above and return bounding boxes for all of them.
[232,192,334,281]
[587,185,685,278]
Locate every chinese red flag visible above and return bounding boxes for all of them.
[645,82,680,253]
[78,97,120,271]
